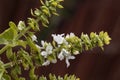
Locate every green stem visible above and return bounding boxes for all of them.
[16,27,31,40]
[0,45,10,55]
[4,62,13,69]
[4,60,22,69]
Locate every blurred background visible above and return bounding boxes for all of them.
[0,0,120,80]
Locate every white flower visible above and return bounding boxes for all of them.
[66,32,75,38]
[40,40,47,49]
[58,48,75,67]
[42,60,50,66]
[41,51,48,58]
[58,51,65,60]
[52,34,65,44]
[66,55,75,67]
[31,35,38,42]
[41,43,53,58]
[18,21,25,30]
[42,59,57,66]
[41,40,45,47]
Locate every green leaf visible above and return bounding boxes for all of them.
[52,12,59,16]
[20,49,33,66]
[0,21,18,45]
[0,28,13,44]
[57,4,64,8]
[29,67,37,80]
[28,18,40,31]
[51,2,58,7]
[17,40,27,49]
[41,15,49,24]
[26,37,40,52]
[45,1,49,6]
[49,6,57,12]
[9,21,17,31]
[103,32,111,45]
[9,21,18,39]
[34,8,41,16]
[6,47,13,59]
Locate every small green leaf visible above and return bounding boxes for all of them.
[17,40,27,49]
[57,4,64,8]
[41,15,49,24]
[0,22,18,45]
[49,6,56,12]
[26,37,40,52]
[45,1,49,6]
[6,47,13,59]
[28,18,40,31]
[29,67,37,80]
[9,21,17,31]
[34,8,41,16]
[51,2,58,7]
[103,32,111,45]
[52,12,59,16]
[20,49,32,66]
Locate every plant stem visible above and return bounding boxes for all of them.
[4,62,13,69]
[16,27,31,40]
[4,60,22,69]
[0,45,10,55]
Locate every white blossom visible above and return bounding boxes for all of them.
[66,32,75,38]
[52,34,65,44]
[42,60,50,66]
[18,21,25,30]
[58,51,65,61]
[41,51,48,58]
[58,48,75,67]
[46,44,53,54]
[40,40,47,49]
[41,40,45,47]
[42,59,57,66]
[31,35,38,42]
[41,43,53,58]
[65,55,75,67]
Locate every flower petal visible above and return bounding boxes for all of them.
[46,44,53,54]
[41,51,47,58]
[42,60,50,66]
[52,34,65,44]
[18,21,25,30]
[31,35,37,42]
[65,58,70,68]
[58,51,64,60]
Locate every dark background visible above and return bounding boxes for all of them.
[0,0,120,80]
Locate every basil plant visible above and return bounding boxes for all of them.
[0,0,111,80]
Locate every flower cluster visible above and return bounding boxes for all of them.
[31,0,64,27]
[35,31,111,67]
[0,0,111,79]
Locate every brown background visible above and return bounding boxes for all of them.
[0,0,120,80]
